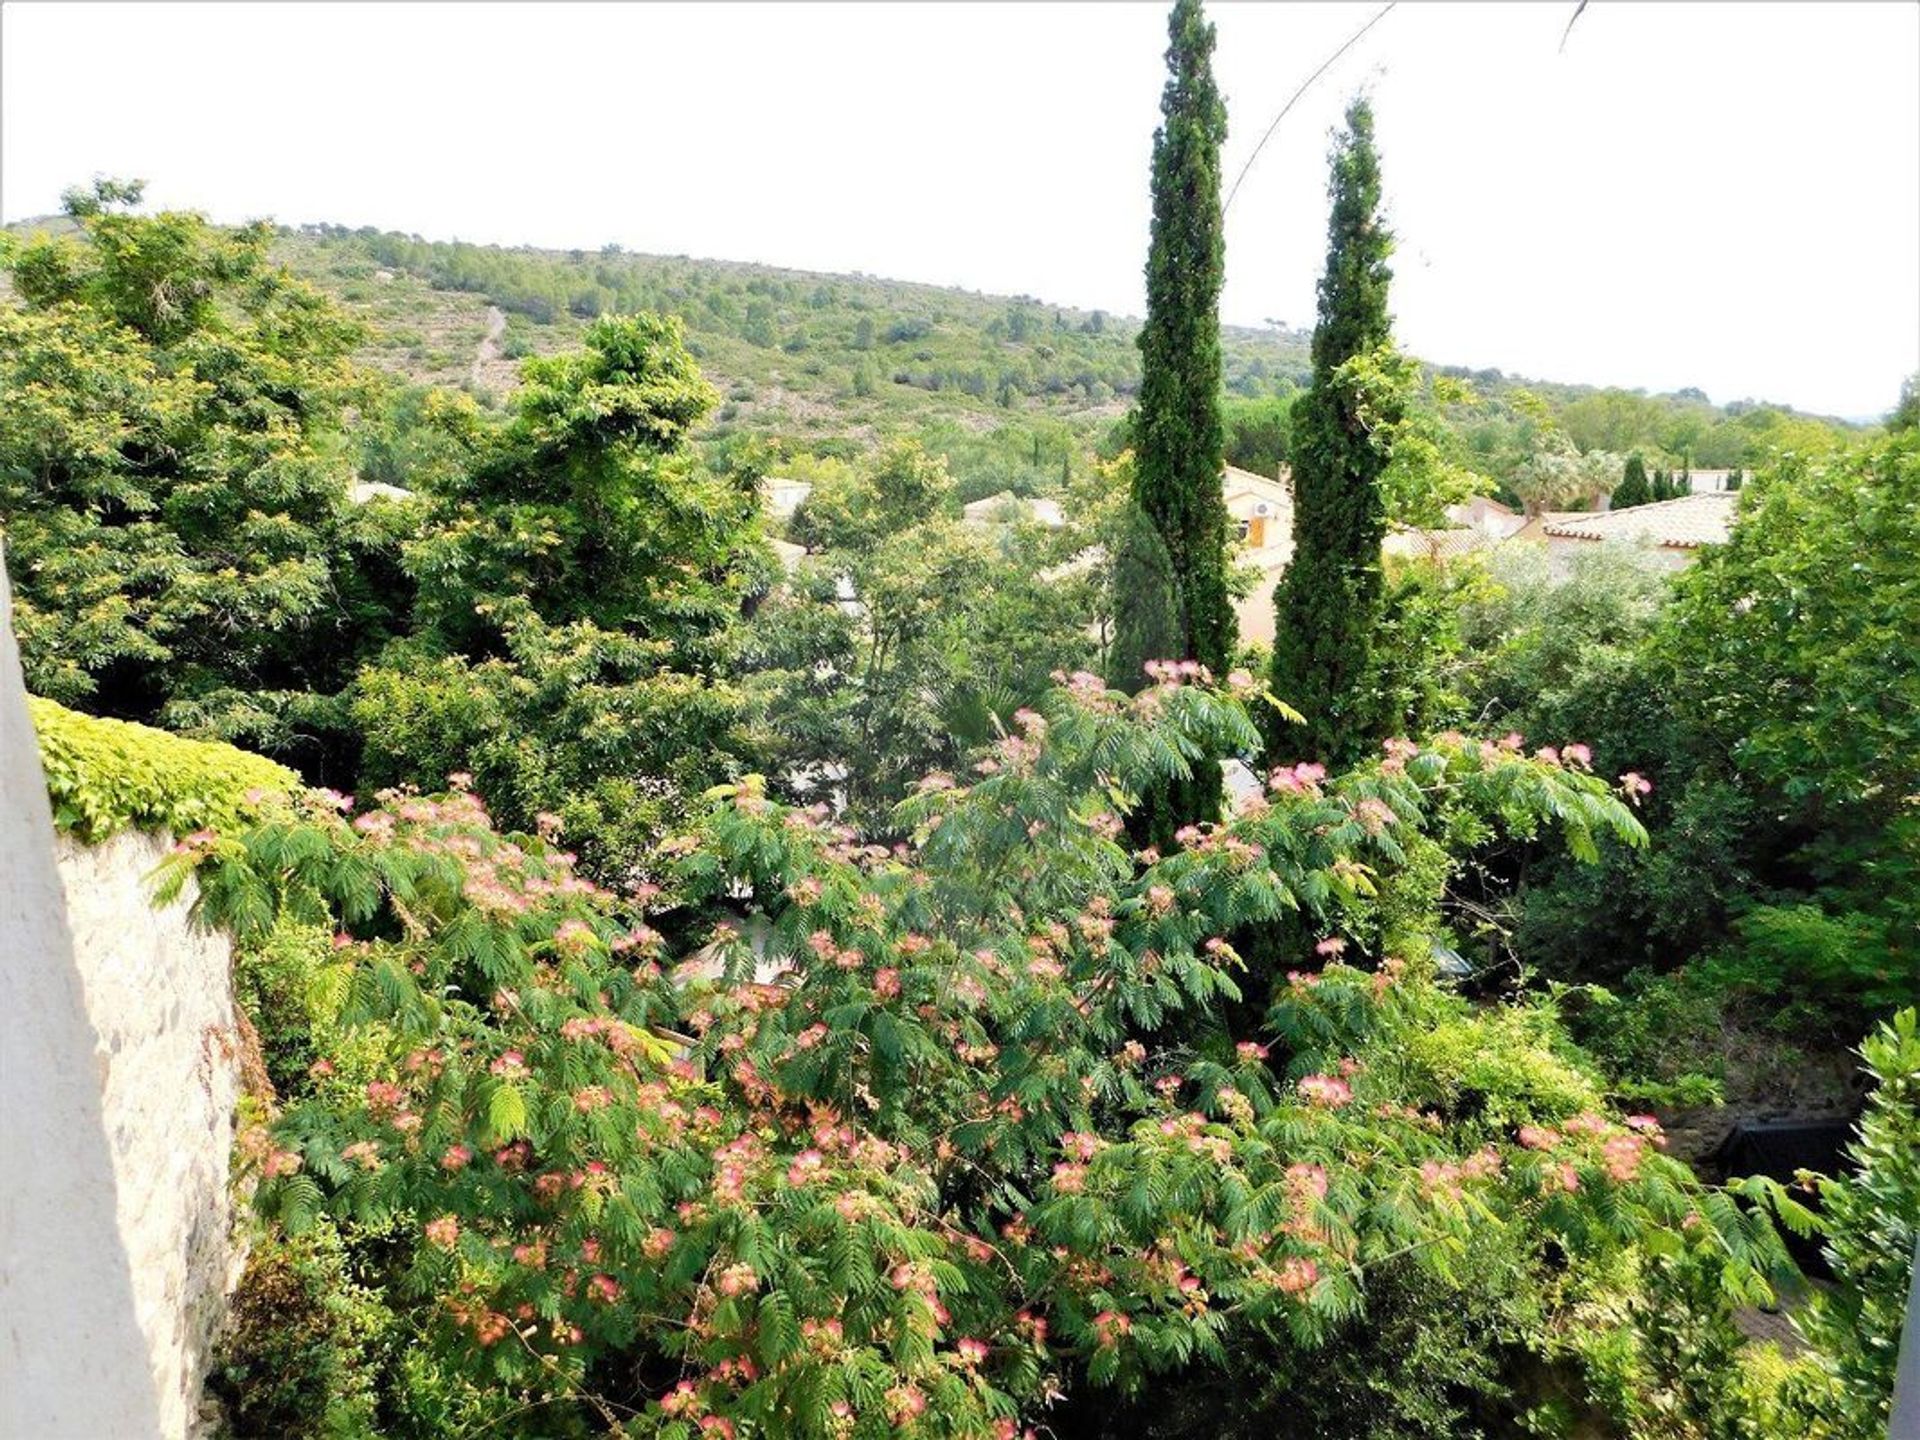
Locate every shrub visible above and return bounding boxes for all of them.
[208,1225,386,1439]
[1778,1008,1920,1437]
[30,696,298,841]
[185,674,1788,1437]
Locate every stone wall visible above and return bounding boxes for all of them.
[54,829,248,1438]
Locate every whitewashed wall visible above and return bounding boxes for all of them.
[2,567,246,1439]
[2,565,163,1437]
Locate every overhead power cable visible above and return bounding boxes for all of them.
[1223,1,1398,216]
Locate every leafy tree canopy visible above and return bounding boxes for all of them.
[1,179,404,772]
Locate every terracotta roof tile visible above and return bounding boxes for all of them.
[1541,493,1736,549]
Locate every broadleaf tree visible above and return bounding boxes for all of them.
[0,179,408,779]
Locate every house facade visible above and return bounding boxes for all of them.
[1223,467,1295,647]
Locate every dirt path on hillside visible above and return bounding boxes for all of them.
[470,306,506,388]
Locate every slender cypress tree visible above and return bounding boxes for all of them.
[1613,453,1652,509]
[1112,0,1231,694]
[1110,0,1231,840]
[1266,99,1396,767]
[1652,468,1674,502]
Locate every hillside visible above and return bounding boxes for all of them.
[270,225,1870,495]
[6,211,1869,490]
[276,224,1316,434]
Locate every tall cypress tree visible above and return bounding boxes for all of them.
[1613,453,1652,509]
[1110,0,1231,837]
[1113,0,1230,693]
[1266,99,1396,767]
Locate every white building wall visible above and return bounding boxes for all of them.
[2,568,166,1438]
[1,569,246,1439]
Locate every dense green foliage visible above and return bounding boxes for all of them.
[171,667,1818,1438]
[1769,1008,1920,1438]
[2,190,781,882]
[29,693,298,841]
[749,444,1100,824]
[1221,393,1294,480]
[1111,0,1233,697]
[1422,431,1918,1129]
[1267,102,1398,769]
[1509,433,1920,1037]
[0,183,411,771]
[351,312,764,881]
[208,1225,388,1439]
[6,12,1913,1431]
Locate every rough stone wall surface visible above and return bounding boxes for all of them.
[54,828,246,1439]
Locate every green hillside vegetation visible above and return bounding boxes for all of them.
[4,209,1868,506]
[266,225,1866,504]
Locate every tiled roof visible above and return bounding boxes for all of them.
[1542,493,1737,549]
[1509,512,1583,544]
[1384,526,1501,561]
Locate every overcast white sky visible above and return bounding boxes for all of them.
[4,2,1917,417]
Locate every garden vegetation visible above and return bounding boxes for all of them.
[3,7,1915,1433]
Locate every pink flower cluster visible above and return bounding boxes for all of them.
[715,1263,759,1297]
[1297,1074,1353,1108]
[1352,797,1399,836]
[1053,668,1120,713]
[1381,736,1421,773]
[1269,761,1328,796]
[886,1384,928,1422]
[1276,1256,1319,1295]
[1090,1310,1132,1346]
[1142,658,1214,686]
[1518,1111,1664,1189]
[1418,1146,1501,1201]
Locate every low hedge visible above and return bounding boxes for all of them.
[30,696,300,841]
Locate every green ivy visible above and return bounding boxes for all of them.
[30,695,299,842]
